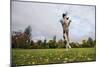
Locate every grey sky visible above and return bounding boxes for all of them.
[11,1,95,42]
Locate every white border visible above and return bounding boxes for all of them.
[0,0,99,67]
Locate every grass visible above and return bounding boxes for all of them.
[12,48,96,66]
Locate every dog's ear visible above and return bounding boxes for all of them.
[69,20,71,22]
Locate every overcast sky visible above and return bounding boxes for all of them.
[11,1,96,42]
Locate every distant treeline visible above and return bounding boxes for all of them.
[11,26,96,49]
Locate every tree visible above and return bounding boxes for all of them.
[82,40,88,47]
[36,40,42,48]
[30,40,35,49]
[70,42,80,48]
[57,39,65,48]
[24,26,32,40]
[87,37,94,47]
[42,39,48,48]
[53,36,57,48]
[48,40,54,48]
[93,39,96,47]
[11,31,28,48]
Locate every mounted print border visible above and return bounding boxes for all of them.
[11,0,96,66]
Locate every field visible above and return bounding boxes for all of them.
[12,48,96,66]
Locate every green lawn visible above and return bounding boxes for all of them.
[12,48,96,66]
